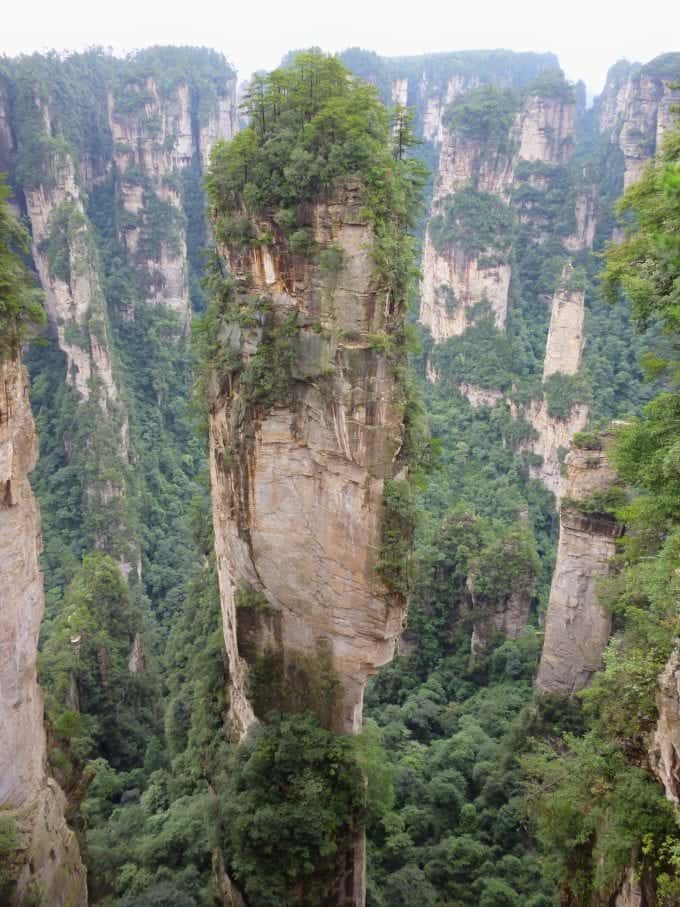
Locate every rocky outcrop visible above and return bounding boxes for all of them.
[391,78,408,108]
[419,233,512,339]
[650,649,680,807]
[0,355,87,906]
[24,150,119,406]
[469,587,531,655]
[421,75,480,146]
[208,179,408,743]
[565,186,597,251]
[17,116,137,567]
[457,382,504,408]
[536,438,621,695]
[208,178,410,906]
[457,380,588,500]
[598,56,680,189]
[543,265,585,379]
[2,54,238,570]
[516,91,575,164]
[419,83,576,339]
[0,78,14,174]
[523,399,589,499]
[109,74,237,322]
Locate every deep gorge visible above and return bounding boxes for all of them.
[0,44,678,907]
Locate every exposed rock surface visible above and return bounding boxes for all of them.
[23,150,119,406]
[543,265,585,379]
[109,74,237,321]
[469,587,531,655]
[0,58,237,567]
[419,233,511,339]
[650,648,680,807]
[517,92,575,164]
[457,382,588,500]
[208,179,409,906]
[565,186,597,251]
[598,59,680,188]
[209,180,408,742]
[0,355,87,906]
[419,86,576,339]
[525,400,590,499]
[536,439,621,694]
[613,866,645,907]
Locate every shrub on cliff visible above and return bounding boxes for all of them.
[0,177,45,359]
[205,50,426,306]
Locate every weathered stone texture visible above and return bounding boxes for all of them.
[0,356,87,906]
[650,649,680,807]
[209,180,407,742]
[536,441,620,695]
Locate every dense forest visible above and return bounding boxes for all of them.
[0,42,678,907]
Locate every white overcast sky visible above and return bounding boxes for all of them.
[3,0,678,96]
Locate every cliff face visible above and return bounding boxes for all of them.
[536,438,621,694]
[517,92,575,165]
[0,53,238,573]
[209,180,408,741]
[542,265,585,379]
[24,149,120,407]
[109,74,237,321]
[419,85,576,340]
[524,262,588,497]
[469,586,531,655]
[0,355,87,906]
[650,649,680,807]
[598,57,680,188]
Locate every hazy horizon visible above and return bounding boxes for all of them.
[3,0,679,97]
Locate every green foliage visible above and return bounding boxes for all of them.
[543,372,591,419]
[525,119,680,904]
[0,177,45,358]
[0,813,21,889]
[524,69,575,102]
[562,484,628,519]
[206,50,426,305]
[430,188,514,262]
[378,479,416,596]
[572,430,602,450]
[602,122,680,382]
[641,53,680,80]
[444,86,518,147]
[39,553,159,779]
[111,46,235,127]
[235,584,271,612]
[248,643,341,730]
[220,713,365,906]
[524,735,677,901]
[469,525,539,603]
[364,634,556,906]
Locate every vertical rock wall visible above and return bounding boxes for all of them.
[419,84,576,340]
[0,355,87,906]
[108,74,237,322]
[542,265,585,379]
[208,179,410,905]
[0,56,238,569]
[209,181,408,741]
[598,56,680,189]
[536,437,621,694]
[24,151,121,407]
[650,649,680,807]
